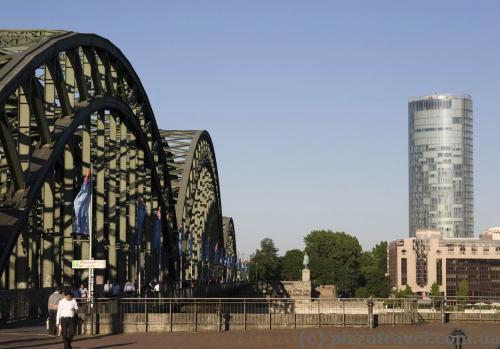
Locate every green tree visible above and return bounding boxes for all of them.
[396,285,413,298]
[248,238,282,281]
[456,280,469,299]
[429,282,442,308]
[357,242,391,297]
[281,249,304,281]
[429,282,442,298]
[304,230,362,296]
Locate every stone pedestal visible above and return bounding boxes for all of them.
[302,268,310,282]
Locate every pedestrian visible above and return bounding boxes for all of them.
[47,287,64,337]
[79,284,88,299]
[153,282,161,296]
[148,278,158,294]
[71,285,80,298]
[124,280,135,297]
[56,289,78,349]
[111,281,121,297]
[103,280,112,297]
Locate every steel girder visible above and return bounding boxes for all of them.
[222,216,237,282]
[160,130,236,283]
[0,30,177,288]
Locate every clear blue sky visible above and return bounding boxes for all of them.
[3,1,500,257]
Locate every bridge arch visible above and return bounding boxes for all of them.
[0,30,176,288]
[161,130,226,283]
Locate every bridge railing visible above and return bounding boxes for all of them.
[0,287,54,323]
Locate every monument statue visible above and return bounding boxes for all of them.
[303,252,309,269]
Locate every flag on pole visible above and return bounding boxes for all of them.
[200,237,205,262]
[152,207,161,252]
[187,230,193,259]
[178,224,184,257]
[205,238,211,262]
[73,169,92,235]
[214,242,219,265]
[135,197,147,246]
[220,247,225,266]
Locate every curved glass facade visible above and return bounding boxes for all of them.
[409,94,473,238]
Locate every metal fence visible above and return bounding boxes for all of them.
[4,292,500,332]
[74,297,419,334]
[0,287,53,323]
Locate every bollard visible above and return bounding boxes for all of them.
[367,298,376,328]
[441,311,448,324]
[448,329,467,349]
[441,298,448,324]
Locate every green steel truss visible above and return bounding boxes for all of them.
[160,130,237,283]
[0,30,236,289]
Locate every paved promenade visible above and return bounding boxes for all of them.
[1,322,499,348]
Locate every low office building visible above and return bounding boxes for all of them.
[388,228,500,297]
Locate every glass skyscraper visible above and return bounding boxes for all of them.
[409,94,474,238]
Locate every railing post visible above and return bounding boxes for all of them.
[342,299,346,327]
[293,299,297,329]
[392,299,395,325]
[218,299,222,332]
[144,297,148,333]
[194,299,198,332]
[269,299,272,330]
[169,299,173,332]
[90,299,94,336]
[479,302,482,323]
[318,299,321,327]
[243,299,247,331]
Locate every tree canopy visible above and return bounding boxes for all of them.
[248,238,282,281]
[280,249,304,281]
[304,230,362,296]
[358,241,391,297]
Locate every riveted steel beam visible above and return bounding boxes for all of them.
[0,106,24,190]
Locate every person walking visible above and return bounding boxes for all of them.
[124,280,135,297]
[111,281,121,297]
[56,289,79,349]
[47,287,64,337]
[103,280,111,297]
[79,284,88,299]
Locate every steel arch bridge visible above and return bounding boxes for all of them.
[0,30,237,289]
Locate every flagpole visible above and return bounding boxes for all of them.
[88,165,95,337]
[158,208,162,284]
[88,166,94,300]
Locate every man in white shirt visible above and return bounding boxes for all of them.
[79,284,88,299]
[56,290,78,349]
[124,280,136,296]
[103,280,111,297]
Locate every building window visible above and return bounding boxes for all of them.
[448,245,454,255]
[459,245,466,255]
[416,256,428,287]
[401,258,407,286]
[436,259,442,285]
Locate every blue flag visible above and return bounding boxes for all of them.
[73,169,92,235]
[135,198,146,246]
[178,225,184,258]
[188,231,193,259]
[205,239,211,262]
[152,208,161,252]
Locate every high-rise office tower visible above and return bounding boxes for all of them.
[409,94,474,238]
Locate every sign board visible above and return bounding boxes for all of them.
[71,260,106,269]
